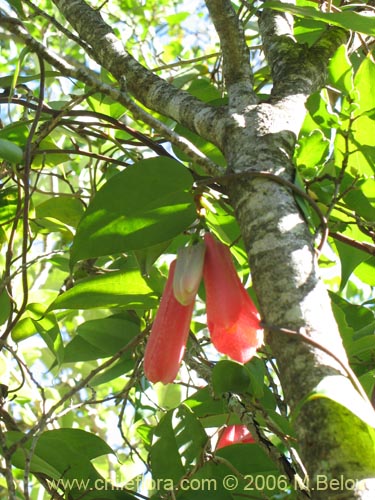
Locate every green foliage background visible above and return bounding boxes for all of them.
[0,0,374,499]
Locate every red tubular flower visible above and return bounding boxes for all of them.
[144,260,194,384]
[203,233,263,363]
[216,425,255,450]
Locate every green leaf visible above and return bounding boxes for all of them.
[64,315,139,362]
[354,57,375,116]
[0,71,61,89]
[330,292,375,337]
[264,2,375,35]
[4,429,113,481]
[184,387,228,427]
[354,258,375,286]
[0,121,29,145]
[150,405,207,485]
[343,178,375,220]
[3,431,62,480]
[48,268,158,310]
[156,382,182,410]
[71,157,196,264]
[296,129,329,169]
[334,240,371,291]
[34,137,71,167]
[0,187,18,226]
[212,360,251,396]
[90,356,135,385]
[185,444,282,498]
[0,290,11,326]
[35,197,84,228]
[246,357,266,399]
[304,375,375,428]
[328,45,354,95]
[11,303,64,364]
[0,138,23,163]
[173,123,226,167]
[304,89,340,138]
[186,77,222,103]
[134,240,171,276]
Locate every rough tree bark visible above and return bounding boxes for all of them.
[6,0,374,497]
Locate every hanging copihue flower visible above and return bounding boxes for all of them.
[144,232,263,384]
[203,233,263,363]
[143,260,195,384]
[216,424,255,450]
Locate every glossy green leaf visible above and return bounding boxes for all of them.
[187,444,282,498]
[295,129,329,169]
[343,178,375,220]
[212,360,251,396]
[0,71,60,89]
[48,269,158,310]
[305,375,375,428]
[35,197,84,228]
[134,239,171,276]
[4,428,113,480]
[334,240,371,291]
[0,121,29,145]
[355,258,375,286]
[187,77,222,103]
[246,357,266,399]
[150,404,207,485]
[173,123,226,167]
[330,292,375,337]
[64,315,139,362]
[0,187,18,225]
[90,357,135,385]
[3,431,62,480]
[304,89,340,138]
[328,45,354,95]
[354,57,375,115]
[71,157,196,264]
[349,115,375,175]
[11,303,64,364]
[87,92,126,119]
[0,138,23,163]
[264,2,375,35]
[327,294,375,379]
[34,137,71,167]
[184,387,228,425]
[0,290,11,325]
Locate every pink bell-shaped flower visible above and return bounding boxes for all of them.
[144,260,194,384]
[203,233,263,363]
[216,425,255,449]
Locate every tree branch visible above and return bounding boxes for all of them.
[259,2,348,98]
[204,0,257,108]
[0,13,224,176]
[51,0,225,145]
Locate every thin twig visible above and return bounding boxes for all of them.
[264,322,370,404]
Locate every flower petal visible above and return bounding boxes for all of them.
[144,260,194,384]
[216,425,255,449]
[203,233,263,363]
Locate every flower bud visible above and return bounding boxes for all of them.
[144,260,194,384]
[203,233,263,363]
[173,243,205,306]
